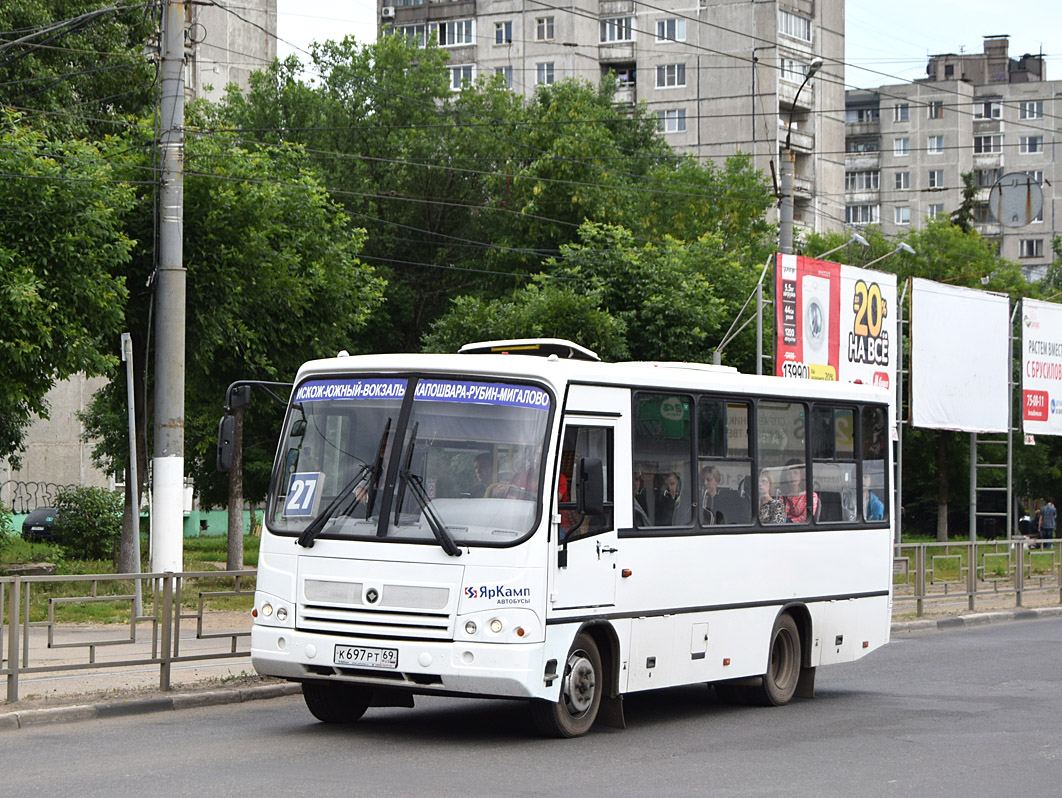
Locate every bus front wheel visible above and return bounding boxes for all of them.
[530,632,602,737]
[302,680,373,724]
[749,613,801,707]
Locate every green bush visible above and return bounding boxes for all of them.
[53,487,123,560]
[0,503,13,558]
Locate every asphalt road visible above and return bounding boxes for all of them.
[3,618,1061,798]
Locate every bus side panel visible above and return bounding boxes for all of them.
[817,595,892,666]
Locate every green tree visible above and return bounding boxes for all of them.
[0,2,155,138]
[53,485,123,561]
[83,118,385,570]
[0,110,134,466]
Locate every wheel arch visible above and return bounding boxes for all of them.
[777,602,813,669]
[577,620,621,698]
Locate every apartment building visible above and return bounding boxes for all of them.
[844,36,1056,279]
[381,0,846,238]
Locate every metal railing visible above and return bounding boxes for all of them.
[894,539,1062,616]
[1,570,254,703]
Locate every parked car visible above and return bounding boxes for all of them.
[22,507,58,542]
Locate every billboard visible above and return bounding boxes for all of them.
[1021,298,1062,436]
[774,253,898,389]
[910,278,1010,433]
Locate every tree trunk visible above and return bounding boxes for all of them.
[226,405,244,571]
[935,432,950,542]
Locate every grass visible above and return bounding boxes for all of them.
[1,533,258,624]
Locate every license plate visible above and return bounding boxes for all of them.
[334,644,398,669]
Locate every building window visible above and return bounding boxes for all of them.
[944,64,954,78]
[600,17,633,42]
[846,107,880,124]
[1020,135,1044,154]
[927,101,944,119]
[845,170,880,191]
[846,204,879,225]
[928,135,944,154]
[895,206,911,225]
[780,57,812,83]
[536,62,555,85]
[975,168,1002,187]
[1020,101,1044,120]
[611,65,635,88]
[657,108,687,133]
[435,19,473,46]
[893,103,909,122]
[1020,239,1044,258]
[895,171,910,190]
[494,65,513,89]
[494,21,512,45]
[778,10,812,42]
[536,16,554,41]
[972,203,992,223]
[975,100,1001,119]
[656,63,686,88]
[449,64,473,90]
[928,169,944,189]
[894,138,910,156]
[928,203,944,219]
[847,138,879,153]
[656,18,686,42]
[974,134,1002,154]
[395,24,425,47]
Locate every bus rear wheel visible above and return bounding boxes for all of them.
[530,632,602,738]
[302,680,373,724]
[749,613,801,707]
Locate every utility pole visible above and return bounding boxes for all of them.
[778,58,822,256]
[153,0,186,573]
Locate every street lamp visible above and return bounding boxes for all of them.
[864,242,916,268]
[815,232,869,261]
[779,57,824,255]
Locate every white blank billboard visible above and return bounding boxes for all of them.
[910,278,1010,433]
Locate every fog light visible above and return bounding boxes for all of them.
[489,618,503,634]
[464,620,477,635]
[276,607,288,622]
[261,603,274,617]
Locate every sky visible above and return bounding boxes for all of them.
[275,1,1062,90]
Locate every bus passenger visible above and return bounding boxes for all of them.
[656,472,682,525]
[781,462,819,523]
[758,470,786,525]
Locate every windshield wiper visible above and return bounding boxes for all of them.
[393,423,461,557]
[296,421,391,548]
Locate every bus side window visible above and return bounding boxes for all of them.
[633,393,693,529]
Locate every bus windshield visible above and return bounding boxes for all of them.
[268,376,553,548]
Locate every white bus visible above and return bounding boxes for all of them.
[232,339,893,737]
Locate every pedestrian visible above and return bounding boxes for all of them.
[1040,498,1056,549]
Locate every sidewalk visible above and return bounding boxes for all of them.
[4,604,1062,731]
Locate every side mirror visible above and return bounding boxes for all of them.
[216,414,235,472]
[576,457,604,516]
[227,384,251,411]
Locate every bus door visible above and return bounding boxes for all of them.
[550,407,621,611]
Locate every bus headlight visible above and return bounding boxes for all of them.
[489,618,503,634]
[465,620,478,635]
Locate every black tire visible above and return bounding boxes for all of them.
[748,613,801,707]
[530,632,603,738]
[302,680,373,724]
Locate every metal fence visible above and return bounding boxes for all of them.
[3,546,1061,703]
[1,570,254,703]
[894,539,1062,616]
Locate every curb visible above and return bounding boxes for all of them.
[889,604,1062,634]
[3,607,1062,731]
[0,682,302,732]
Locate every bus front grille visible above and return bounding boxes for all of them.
[297,603,453,640]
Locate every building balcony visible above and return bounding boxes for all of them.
[780,119,814,152]
[974,221,1003,237]
[973,153,1004,168]
[598,42,635,62]
[846,121,880,137]
[845,153,881,170]
[793,175,814,199]
[613,86,636,106]
[973,118,1002,133]
[778,80,815,111]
